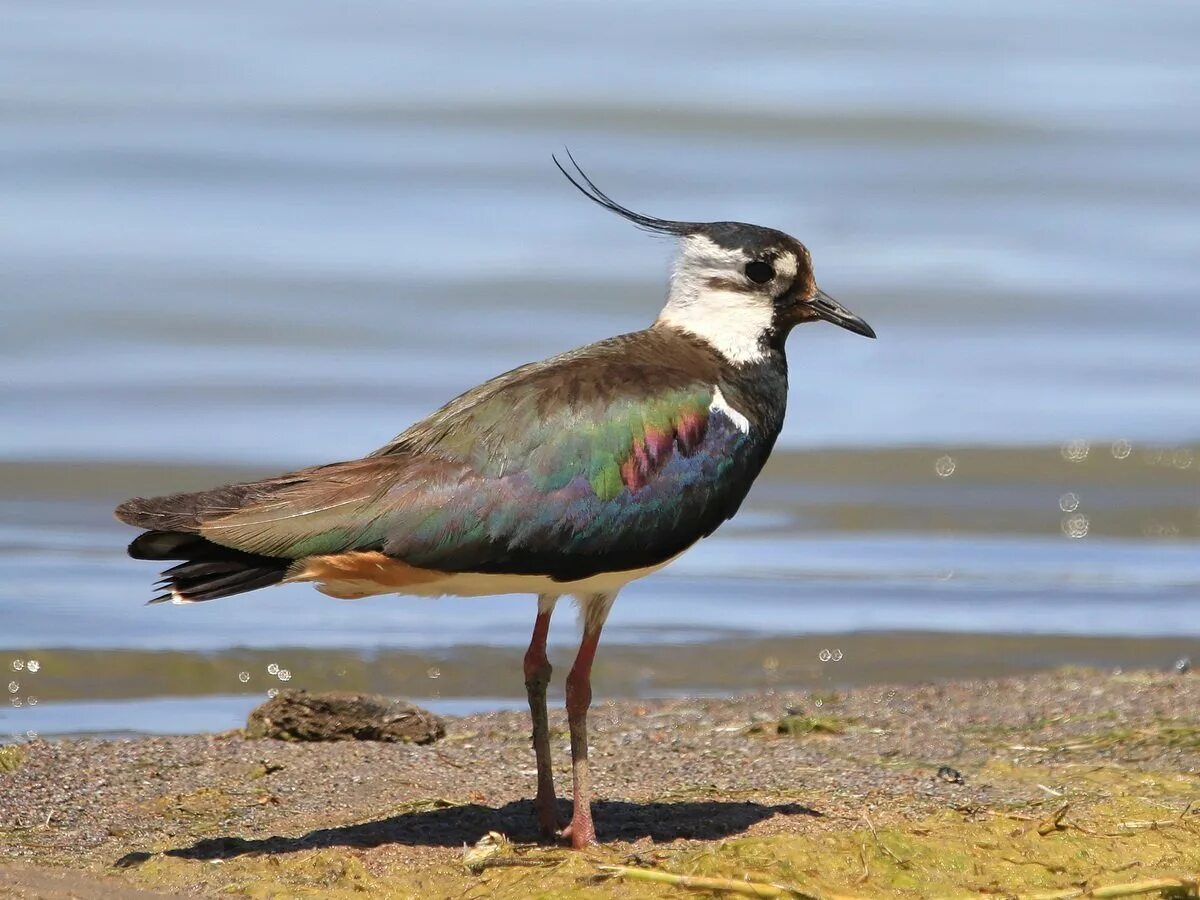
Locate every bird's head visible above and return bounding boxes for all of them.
[555,153,875,366]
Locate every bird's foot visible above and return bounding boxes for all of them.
[557,819,598,850]
[532,794,562,842]
[534,812,562,842]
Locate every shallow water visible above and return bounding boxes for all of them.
[1,1,1198,737]
[2,447,1197,738]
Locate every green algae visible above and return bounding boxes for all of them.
[775,714,850,737]
[246,760,285,780]
[102,765,1199,899]
[139,785,243,833]
[744,714,852,738]
[0,746,24,774]
[631,780,1200,899]
[5,668,1196,899]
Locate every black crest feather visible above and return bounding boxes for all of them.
[552,149,693,236]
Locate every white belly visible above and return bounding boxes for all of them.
[289,551,679,600]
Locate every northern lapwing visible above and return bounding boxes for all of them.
[115,153,875,848]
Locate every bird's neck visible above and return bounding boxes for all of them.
[649,320,790,444]
[655,280,774,367]
[717,346,789,444]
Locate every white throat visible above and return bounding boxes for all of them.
[655,235,773,365]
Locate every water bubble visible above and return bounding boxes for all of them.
[277,669,292,682]
[266,663,279,675]
[26,730,37,740]
[1060,440,1090,462]
[814,698,823,707]
[25,660,39,673]
[7,681,18,694]
[238,671,250,683]
[10,660,23,672]
[1058,492,1080,512]
[1172,449,1194,470]
[818,649,832,662]
[1061,513,1089,539]
[267,688,279,698]
[426,666,441,679]
[831,649,843,661]
[26,697,36,706]
[1111,439,1132,460]
[10,698,21,708]
[934,455,956,477]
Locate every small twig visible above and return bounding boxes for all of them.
[1018,875,1199,899]
[1115,819,1180,831]
[862,815,910,869]
[1037,803,1071,836]
[855,842,870,885]
[1000,856,1068,874]
[597,864,817,898]
[10,810,54,830]
[992,810,1040,822]
[1110,861,1143,874]
[469,857,558,872]
[432,751,466,770]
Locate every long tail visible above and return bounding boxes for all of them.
[117,485,291,604]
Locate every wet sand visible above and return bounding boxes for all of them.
[2,667,1198,898]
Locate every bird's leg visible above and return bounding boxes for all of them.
[523,593,559,838]
[560,591,616,849]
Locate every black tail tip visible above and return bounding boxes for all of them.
[129,531,204,561]
[125,530,289,604]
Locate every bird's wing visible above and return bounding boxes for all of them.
[137,336,761,578]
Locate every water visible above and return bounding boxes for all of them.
[1,1,1198,737]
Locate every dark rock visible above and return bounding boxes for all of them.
[112,850,152,869]
[774,714,846,736]
[935,765,964,784]
[245,690,446,744]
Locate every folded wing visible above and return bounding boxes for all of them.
[119,362,758,584]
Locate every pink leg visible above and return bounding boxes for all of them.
[523,595,558,838]
[559,591,615,849]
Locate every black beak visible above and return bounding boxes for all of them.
[809,288,876,339]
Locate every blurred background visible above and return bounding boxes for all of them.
[2,0,1198,739]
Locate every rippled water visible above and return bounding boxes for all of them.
[2,1,1198,737]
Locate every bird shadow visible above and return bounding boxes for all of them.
[162,798,821,860]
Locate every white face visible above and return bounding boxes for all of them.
[656,234,803,365]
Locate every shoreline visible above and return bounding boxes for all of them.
[2,667,1198,897]
[3,633,1195,742]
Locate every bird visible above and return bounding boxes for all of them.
[114,153,875,849]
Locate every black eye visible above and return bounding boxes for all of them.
[744,260,775,284]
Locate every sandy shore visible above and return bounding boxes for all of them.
[1,667,1198,898]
